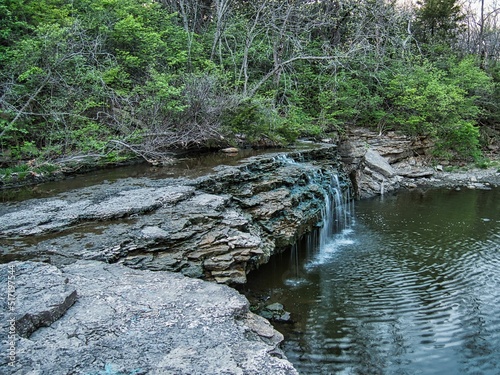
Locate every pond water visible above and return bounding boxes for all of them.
[244,187,500,375]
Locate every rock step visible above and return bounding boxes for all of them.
[0,145,351,285]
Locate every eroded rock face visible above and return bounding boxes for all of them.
[0,145,350,285]
[339,128,500,197]
[0,262,77,338]
[339,128,434,198]
[0,261,298,375]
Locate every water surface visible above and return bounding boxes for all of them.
[245,188,500,374]
[0,147,294,202]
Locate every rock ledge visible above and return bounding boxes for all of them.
[0,261,298,375]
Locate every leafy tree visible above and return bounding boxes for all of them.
[386,58,492,159]
[414,0,466,47]
[0,0,499,167]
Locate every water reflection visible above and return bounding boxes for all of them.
[0,147,290,202]
[244,188,500,375]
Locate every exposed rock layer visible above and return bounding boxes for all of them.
[339,128,500,198]
[0,145,350,285]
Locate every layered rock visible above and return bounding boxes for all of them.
[339,127,500,198]
[339,128,434,198]
[0,261,298,374]
[0,145,350,285]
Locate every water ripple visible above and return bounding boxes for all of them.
[247,188,500,375]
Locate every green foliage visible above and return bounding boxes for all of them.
[222,98,273,142]
[385,58,491,160]
[318,72,385,131]
[222,97,321,145]
[10,141,40,159]
[0,0,498,170]
[277,105,322,142]
[414,0,465,46]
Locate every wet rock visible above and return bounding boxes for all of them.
[0,146,350,285]
[260,302,292,323]
[1,261,298,375]
[397,169,434,178]
[266,302,284,311]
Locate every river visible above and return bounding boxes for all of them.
[244,187,500,374]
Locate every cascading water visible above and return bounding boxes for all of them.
[245,187,500,375]
[272,154,299,165]
[313,173,355,265]
[274,153,355,275]
[305,168,354,255]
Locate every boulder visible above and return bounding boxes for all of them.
[364,149,395,178]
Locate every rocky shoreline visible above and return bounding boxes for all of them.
[1,261,298,374]
[1,132,499,374]
[339,128,500,198]
[1,145,349,374]
[0,146,350,284]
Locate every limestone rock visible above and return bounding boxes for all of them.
[260,302,292,323]
[220,147,239,154]
[0,262,77,338]
[339,128,434,198]
[0,145,350,285]
[0,185,195,236]
[1,261,298,375]
[364,149,395,178]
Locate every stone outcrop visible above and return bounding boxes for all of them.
[0,261,298,374]
[0,262,78,338]
[339,127,500,198]
[0,145,350,374]
[0,145,350,285]
[339,128,434,198]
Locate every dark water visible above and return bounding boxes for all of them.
[0,147,297,202]
[245,188,500,375]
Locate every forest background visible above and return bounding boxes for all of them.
[1,0,499,177]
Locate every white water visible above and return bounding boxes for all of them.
[285,169,355,272]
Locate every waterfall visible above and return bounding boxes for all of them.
[274,152,354,268]
[319,174,353,243]
[307,171,355,267]
[272,154,298,165]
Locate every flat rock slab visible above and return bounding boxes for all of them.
[396,168,435,178]
[0,261,298,375]
[0,262,77,338]
[0,185,195,237]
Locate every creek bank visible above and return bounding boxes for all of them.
[339,128,500,199]
[0,261,298,375]
[1,145,348,374]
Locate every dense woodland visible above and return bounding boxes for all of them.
[1,0,500,175]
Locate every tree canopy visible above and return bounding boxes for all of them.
[0,0,499,169]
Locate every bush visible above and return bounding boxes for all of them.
[386,59,491,160]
